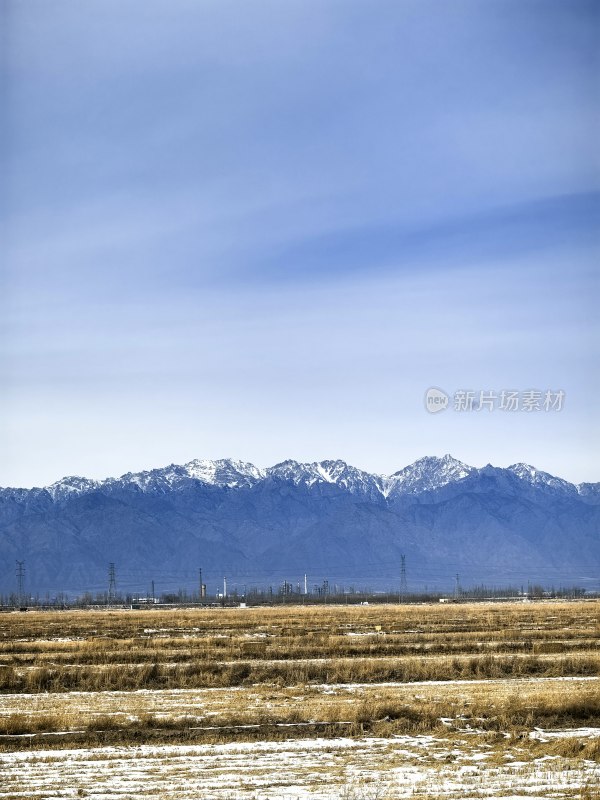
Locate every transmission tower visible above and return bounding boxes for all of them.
[16,561,25,607]
[399,554,407,602]
[108,563,116,605]
[454,573,460,600]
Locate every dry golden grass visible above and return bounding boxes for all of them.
[0,600,598,753]
[1,675,598,740]
[0,600,597,692]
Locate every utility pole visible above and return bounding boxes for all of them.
[16,560,25,607]
[108,563,116,606]
[400,554,407,602]
[151,580,155,603]
[454,573,460,600]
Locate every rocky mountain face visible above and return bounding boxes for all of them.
[0,456,598,595]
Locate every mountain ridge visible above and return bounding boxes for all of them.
[1,455,598,595]
[4,454,597,501]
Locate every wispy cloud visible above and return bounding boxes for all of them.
[2,0,598,486]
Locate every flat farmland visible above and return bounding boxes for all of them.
[0,601,598,798]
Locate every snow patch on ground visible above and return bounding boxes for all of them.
[1,733,598,799]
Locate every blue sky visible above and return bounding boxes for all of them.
[1,0,599,486]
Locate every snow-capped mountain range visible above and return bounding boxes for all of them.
[26,454,597,502]
[1,455,598,595]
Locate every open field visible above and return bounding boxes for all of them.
[1,602,598,693]
[0,601,598,798]
[2,732,600,800]
[1,678,599,745]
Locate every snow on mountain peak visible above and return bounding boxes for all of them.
[384,454,474,497]
[113,459,266,491]
[269,454,474,499]
[47,476,101,500]
[267,459,347,486]
[267,459,383,496]
[32,455,589,501]
[184,459,265,487]
[507,463,577,494]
